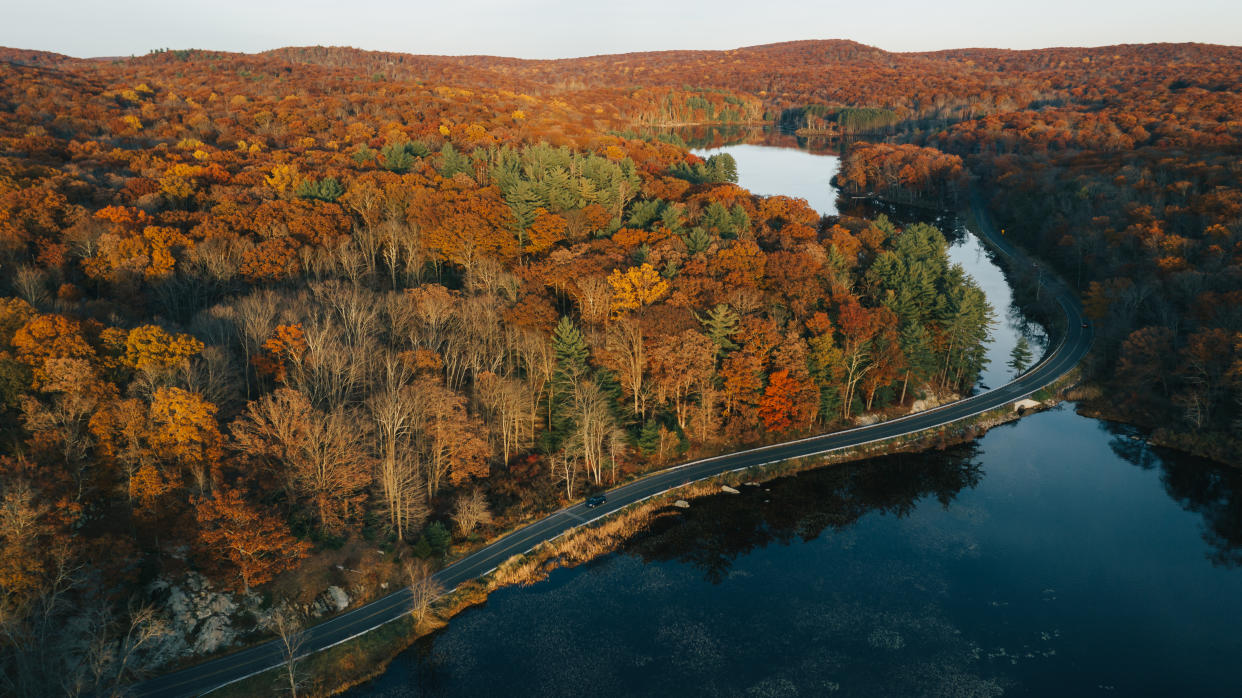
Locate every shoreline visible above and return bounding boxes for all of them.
[212,374,1080,697]
[142,179,1092,698]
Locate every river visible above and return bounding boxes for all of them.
[348,137,1242,697]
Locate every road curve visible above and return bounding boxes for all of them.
[131,199,1091,697]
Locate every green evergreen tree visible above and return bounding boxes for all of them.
[728,204,750,236]
[295,176,344,202]
[697,304,740,356]
[1008,336,1034,376]
[437,143,472,179]
[718,152,738,183]
[380,143,414,173]
[353,144,376,165]
[637,419,662,455]
[683,226,713,254]
[628,199,664,228]
[700,201,728,234]
[660,202,686,234]
[553,316,590,382]
[505,180,543,235]
[425,522,451,555]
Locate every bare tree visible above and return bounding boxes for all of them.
[573,275,612,326]
[231,389,373,533]
[20,387,98,500]
[177,345,244,416]
[272,607,306,697]
[368,358,429,540]
[296,405,374,533]
[568,379,617,485]
[405,560,443,627]
[451,489,493,537]
[509,327,555,435]
[475,371,531,466]
[377,218,424,289]
[551,448,581,500]
[408,284,458,354]
[287,314,369,409]
[103,602,169,695]
[233,289,284,397]
[604,317,647,417]
[13,265,50,310]
[606,426,628,484]
[312,281,381,355]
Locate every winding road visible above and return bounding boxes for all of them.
[130,198,1092,697]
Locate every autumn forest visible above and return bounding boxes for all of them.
[1,38,1241,696]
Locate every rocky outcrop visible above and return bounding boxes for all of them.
[145,573,248,667]
[311,586,351,617]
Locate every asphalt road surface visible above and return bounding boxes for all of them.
[130,199,1092,697]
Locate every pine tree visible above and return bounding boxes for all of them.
[437,143,472,179]
[505,180,543,234]
[696,304,740,356]
[683,226,713,254]
[380,142,414,173]
[1008,337,1034,376]
[552,316,589,381]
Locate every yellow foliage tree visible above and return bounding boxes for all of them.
[11,314,96,387]
[607,263,669,315]
[159,163,200,200]
[124,325,203,375]
[0,297,36,348]
[148,387,222,491]
[265,163,301,196]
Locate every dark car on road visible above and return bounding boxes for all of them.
[585,495,607,508]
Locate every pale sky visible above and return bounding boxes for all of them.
[4,0,1240,59]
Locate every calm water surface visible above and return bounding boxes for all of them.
[349,140,1242,697]
[695,142,1044,389]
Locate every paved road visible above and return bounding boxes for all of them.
[130,200,1091,697]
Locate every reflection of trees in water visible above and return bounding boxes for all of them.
[658,124,840,153]
[627,444,984,583]
[837,197,959,233]
[1105,421,1242,567]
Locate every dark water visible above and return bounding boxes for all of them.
[352,409,1242,697]
[348,139,1242,697]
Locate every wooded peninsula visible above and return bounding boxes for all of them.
[1,39,1239,695]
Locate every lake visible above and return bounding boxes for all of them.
[348,137,1242,698]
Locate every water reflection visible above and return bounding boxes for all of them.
[1105,421,1242,567]
[661,124,839,154]
[631,445,984,583]
[353,407,1242,698]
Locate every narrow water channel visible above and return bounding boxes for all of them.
[348,137,1242,698]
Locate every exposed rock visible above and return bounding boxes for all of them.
[145,572,244,669]
[673,499,690,508]
[854,414,880,426]
[312,585,351,616]
[327,585,350,611]
[720,485,740,494]
[1013,398,1041,413]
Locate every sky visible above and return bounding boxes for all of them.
[3,0,1240,59]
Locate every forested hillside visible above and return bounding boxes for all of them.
[0,46,993,693]
[4,35,1242,693]
[408,38,1242,462]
